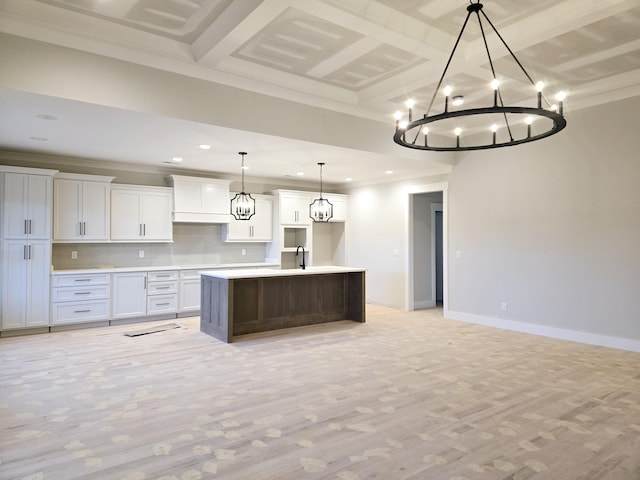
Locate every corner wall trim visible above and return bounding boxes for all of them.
[445,310,640,353]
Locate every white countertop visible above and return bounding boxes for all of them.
[200,266,366,279]
[51,262,280,275]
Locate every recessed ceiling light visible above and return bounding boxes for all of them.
[385,170,393,174]
[296,172,304,176]
[36,114,58,120]
[345,177,352,182]
[198,144,211,150]
[30,136,48,141]
[241,165,249,170]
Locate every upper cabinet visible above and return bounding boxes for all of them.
[224,194,273,242]
[111,185,173,242]
[53,173,115,242]
[322,193,348,222]
[279,190,312,225]
[168,175,231,223]
[1,167,57,240]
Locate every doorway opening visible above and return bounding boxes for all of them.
[407,184,447,311]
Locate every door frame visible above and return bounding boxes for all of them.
[406,182,448,311]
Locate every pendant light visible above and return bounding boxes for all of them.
[309,162,333,222]
[230,151,255,220]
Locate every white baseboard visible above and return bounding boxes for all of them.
[445,309,640,353]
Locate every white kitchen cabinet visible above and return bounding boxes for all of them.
[110,185,173,242]
[1,240,51,329]
[111,272,147,319]
[1,171,54,240]
[50,273,111,325]
[279,191,312,225]
[224,194,273,242]
[146,270,178,315]
[179,270,201,314]
[168,175,231,223]
[53,173,114,242]
[323,194,348,222]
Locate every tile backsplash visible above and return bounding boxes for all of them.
[52,223,267,270]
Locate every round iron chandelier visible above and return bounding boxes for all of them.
[393,0,567,152]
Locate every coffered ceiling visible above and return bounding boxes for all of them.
[1,0,639,185]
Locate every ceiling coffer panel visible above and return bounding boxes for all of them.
[36,0,233,42]
[324,45,422,90]
[232,8,363,74]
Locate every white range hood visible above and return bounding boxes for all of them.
[168,175,231,223]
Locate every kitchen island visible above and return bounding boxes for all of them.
[200,267,365,342]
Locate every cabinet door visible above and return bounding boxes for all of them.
[325,195,347,222]
[111,189,142,240]
[82,182,110,240]
[252,197,273,241]
[141,191,173,241]
[0,240,50,328]
[26,175,53,239]
[1,241,28,328]
[179,278,201,312]
[53,179,82,240]
[25,240,50,326]
[280,193,311,225]
[112,272,147,319]
[2,173,29,239]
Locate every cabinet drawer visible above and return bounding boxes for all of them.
[147,271,177,282]
[52,274,110,287]
[147,281,178,295]
[179,269,201,280]
[147,294,177,315]
[52,285,110,302]
[51,300,110,324]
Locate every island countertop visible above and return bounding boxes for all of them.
[200,266,365,279]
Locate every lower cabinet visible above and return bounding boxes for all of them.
[111,272,147,320]
[1,240,51,329]
[51,273,110,325]
[179,270,201,314]
[147,270,178,315]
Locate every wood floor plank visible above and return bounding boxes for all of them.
[1,306,639,479]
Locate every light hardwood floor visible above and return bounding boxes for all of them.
[1,305,639,480]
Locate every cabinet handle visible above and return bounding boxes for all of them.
[28,245,32,260]
[23,245,28,260]
[74,292,91,295]
[74,309,91,313]
[139,224,142,236]
[24,219,28,235]
[156,302,170,306]
[156,286,171,290]
[83,222,86,236]
[143,224,146,236]
[156,274,171,278]
[75,278,91,282]
[29,219,33,235]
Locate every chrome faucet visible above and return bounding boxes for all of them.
[296,245,306,270]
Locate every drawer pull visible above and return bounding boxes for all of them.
[74,309,91,313]
[74,292,91,295]
[74,279,91,282]
[156,274,171,278]
[156,286,171,290]
[156,302,170,306]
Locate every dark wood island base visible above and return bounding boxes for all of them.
[200,268,365,342]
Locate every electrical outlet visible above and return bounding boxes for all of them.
[241,248,246,256]
[138,250,144,258]
[500,302,508,312]
[71,251,77,259]
[456,250,462,259]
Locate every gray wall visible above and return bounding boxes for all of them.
[447,95,640,341]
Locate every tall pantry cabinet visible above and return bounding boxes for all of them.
[0,166,58,330]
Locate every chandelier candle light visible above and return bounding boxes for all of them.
[393,0,567,152]
[230,151,256,220]
[309,162,333,223]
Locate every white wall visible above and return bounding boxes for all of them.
[446,96,640,350]
[346,176,448,309]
